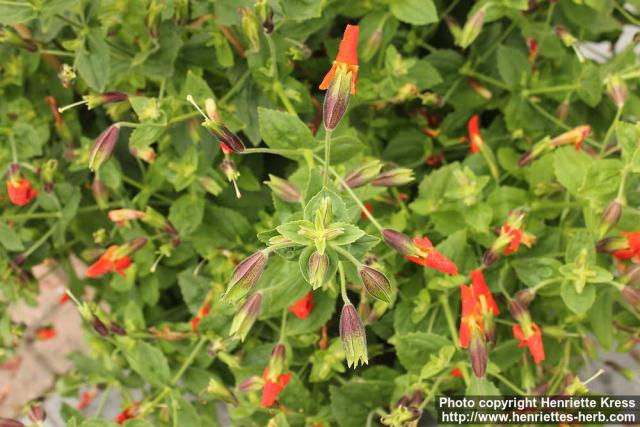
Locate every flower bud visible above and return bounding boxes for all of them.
[92,315,110,336]
[468,79,492,99]
[28,402,46,423]
[110,322,127,336]
[238,375,263,392]
[0,418,24,427]
[207,377,239,405]
[308,252,330,289]
[83,92,128,110]
[607,75,627,108]
[482,248,500,267]
[359,265,392,303]
[371,168,414,187]
[41,159,58,192]
[255,0,274,34]
[342,160,382,189]
[229,292,262,341]
[595,236,627,253]
[621,286,640,310]
[597,200,622,238]
[556,100,570,121]
[340,303,368,368]
[241,8,260,52]
[199,176,223,195]
[265,175,301,203]
[130,146,156,163]
[554,26,577,47]
[267,343,286,380]
[224,250,268,303]
[108,209,145,226]
[382,229,419,257]
[92,177,109,209]
[469,328,488,378]
[623,264,640,287]
[458,7,486,49]
[323,63,353,130]
[508,298,528,323]
[89,124,120,172]
[514,288,536,307]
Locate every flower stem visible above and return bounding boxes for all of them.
[22,223,59,258]
[490,372,527,395]
[599,105,622,155]
[94,383,113,418]
[323,130,333,188]
[332,244,362,268]
[279,309,288,342]
[523,84,580,96]
[338,261,350,304]
[439,292,459,348]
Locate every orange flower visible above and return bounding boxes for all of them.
[405,237,458,275]
[85,246,133,278]
[613,232,640,261]
[360,202,373,220]
[288,292,314,320]
[6,177,38,206]
[550,125,591,151]
[458,284,489,377]
[512,323,545,364]
[470,269,500,316]
[36,327,56,341]
[450,367,463,379]
[319,24,359,95]
[260,367,291,407]
[501,224,522,255]
[467,115,483,154]
[76,389,97,410]
[191,303,212,333]
[115,403,139,424]
[107,209,145,227]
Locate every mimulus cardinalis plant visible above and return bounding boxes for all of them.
[1,1,640,426]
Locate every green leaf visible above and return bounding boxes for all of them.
[589,289,613,350]
[330,375,394,427]
[390,0,438,25]
[561,280,596,313]
[512,258,562,288]
[170,394,202,427]
[553,146,592,194]
[392,332,450,373]
[329,223,365,246]
[280,0,322,21]
[496,45,529,87]
[466,376,501,395]
[75,28,111,92]
[129,125,164,150]
[0,222,24,251]
[258,107,315,150]
[0,3,37,25]
[124,341,171,386]
[178,269,211,315]
[169,194,204,236]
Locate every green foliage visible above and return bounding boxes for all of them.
[1,0,639,426]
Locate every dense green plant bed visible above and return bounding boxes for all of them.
[1,0,640,426]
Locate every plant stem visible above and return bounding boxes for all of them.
[322,130,333,188]
[599,106,622,155]
[279,309,288,342]
[241,147,304,156]
[40,49,75,57]
[439,292,459,348]
[2,211,62,220]
[616,166,630,204]
[461,69,509,90]
[220,70,250,104]
[523,84,580,96]
[274,81,297,115]
[338,261,350,304]
[332,244,362,269]
[490,372,527,395]
[94,383,113,418]
[22,223,59,258]
[613,1,640,25]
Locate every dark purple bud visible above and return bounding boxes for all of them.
[229,292,262,341]
[371,168,415,187]
[621,286,640,310]
[482,248,500,267]
[92,178,109,209]
[224,251,268,303]
[597,200,622,238]
[514,288,536,307]
[340,303,368,368]
[218,126,246,153]
[266,342,286,380]
[323,64,353,130]
[469,331,488,378]
[623,264,640,286]
[92,316,109,336]
[265,175,301,203]
[84,92,128,110]
[89,124,120,171]
[382,228,419,257]
[110,322,127,336]
[518,150,535,167]
[358,265,392,303]
[342,161,382,189]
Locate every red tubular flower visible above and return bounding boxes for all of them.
[451,367,463,379]
[288,292,314,320]
[501,224,522,255]
[550,125,591,151]
[467,115,483,154]
[613,232,640,261]
[405,237,458,275]
[6,178,38,206]
[458,284,488,377]
[512,323,545,364]
[260,367,291,407]
[470,269,499,315]
[527,37,539,63]
[360,203,373,220]
[320,25,359,130]
[320,25,359,94]
[76,389,97,410]
[36,327,56,341]
[85,246,132,278]
[115,403,139,424]
[191,303,211,333]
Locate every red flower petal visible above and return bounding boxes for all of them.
[288,292,314,320]
[425,251,458,275]
[451,367,463,379]
[470,269,500,315]
[6,178,38,206]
